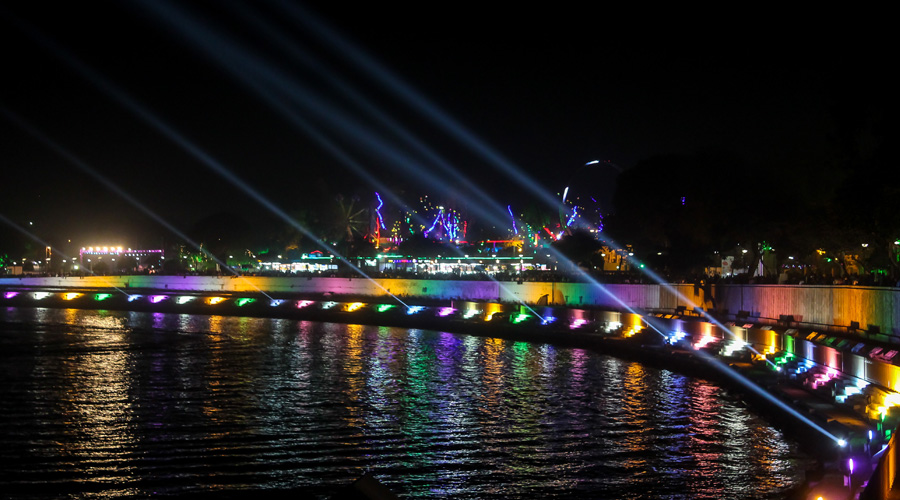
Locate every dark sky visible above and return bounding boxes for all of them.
[0,1,889,252]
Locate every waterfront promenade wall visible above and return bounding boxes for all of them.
[2,276,897,335]
[0,275,706,310]
[715,284,900,337]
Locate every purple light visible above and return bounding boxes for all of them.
[438,307,455,317]
[374,192,386,229]
[508,205,518,235]
[4,292,18,299]
[149,295,168,303]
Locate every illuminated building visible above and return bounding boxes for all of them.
[79,246,164,271]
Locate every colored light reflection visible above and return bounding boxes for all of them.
[149,295,168,303]
[4,292,19,299]
[94,293,112,301]
[438,307,455,317]
[512,313,530,324]
[541,316,556,325]
[297,300,314,308]
[347,302,365,312]
[376,304,394,312]
[207,296,226,305]
[127,294,142,302]
[176,296,195,304]
[33,292,50,300]
[570,318,588,329]
[63,293,81,301]
[407,306,424,315]
[722,340,747,357]
[235,298,255,307]
[695,335,716,349]
[667,330,687,344]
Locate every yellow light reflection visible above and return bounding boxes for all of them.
[484,302,503,321]
[207,296,226,305]
[64,292,81,300]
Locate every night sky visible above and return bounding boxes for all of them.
[0,2,888,253]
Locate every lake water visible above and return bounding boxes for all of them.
[0,307,813,498]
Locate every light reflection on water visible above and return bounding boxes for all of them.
[0,307,812,498]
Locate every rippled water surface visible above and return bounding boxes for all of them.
[0,307,813,498]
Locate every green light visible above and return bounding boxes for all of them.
[512,313,530,324]
[94,293,112,301]
[235,298,255,307]
[377,304,394,312]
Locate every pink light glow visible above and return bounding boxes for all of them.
[149,295,168,303]
[297,300,314,308]
[570,319,587,329]
[694,335,716,350]
[438,307,455,317]
[4,292,18,299]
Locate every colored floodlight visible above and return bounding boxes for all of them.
[694,335,716,349]
[128,294,142,302]
[149,295,168,303]
[322,301,337,309]
[270,299,285,307]
[297,300,314,308]
[95,293,112,301]
[207,297,226,305]
[63,293,81,301]
[406,306,424,315]
[235,298,255,307]
[347,302,364,312]
[570,319,587,329]
[33,292,50,300]
[176,296,195,304]
[376,304,394,312]
[4,292,19,299]
[438,307,455,317]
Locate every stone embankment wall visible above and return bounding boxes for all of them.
[716,284,900,336]
[2,276,897,335]
[0,275,707,310]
